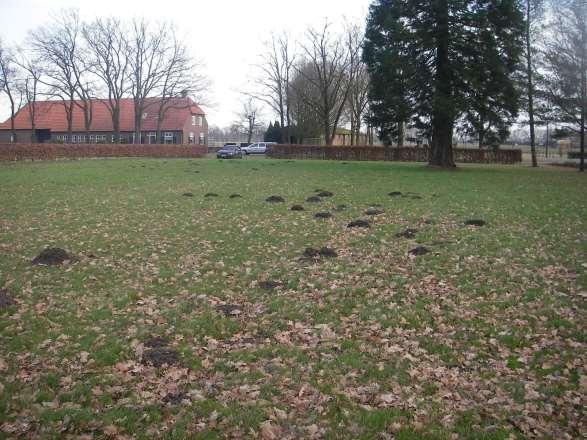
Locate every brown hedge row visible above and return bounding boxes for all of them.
[267,144,522,164]
[0,143,208,161]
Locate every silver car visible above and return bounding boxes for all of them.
[242,142,276,155]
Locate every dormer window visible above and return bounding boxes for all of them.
[142,112,148,119]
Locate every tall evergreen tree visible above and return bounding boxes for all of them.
[363,0,414,147]
[364,0,524,167]
[461,2,523,149]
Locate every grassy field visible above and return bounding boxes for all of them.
[0,158,585,439]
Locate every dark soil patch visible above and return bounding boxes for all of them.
[335,204,347,211]
[317,191,334,198]
[32,248,76,266]
[315,212,332,219]
[0,288,16,309]
[465,219,487,227]
[266,195,285,203]
[229,194,242,199]
[304,247,338,258]
[365,208,384,216]
[204,193,219,198]
[318,247,337,258]
[396,228,418,239]
[409,246,430,256]
[291,205,305,211]
[347,220,370,228]
[144,336,169,348]
[389,191,403,197]
[216,304,243,316]
[259,280,283,290]
[314,189,325,193]
[162,392,188,405]
[182,192,194,197]
[306,196,321,203]
[142,348,181,368]
[341,162,349,165]
[252,168,259,171]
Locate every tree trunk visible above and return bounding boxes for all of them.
[429,0,455,168]
[526,0,538,168]
[9,100,15,143]
[134,107,142,144]
[581,7,586,172]
[397,121,404,148]
[112,106,120,143]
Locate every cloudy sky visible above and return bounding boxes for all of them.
[0,0,371,127]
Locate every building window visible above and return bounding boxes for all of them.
[192,115,196,126]
[89,135,95,143]
[188,132,195,144]
[199,133,205,145]
[197,115,203,126]
[164,132,174,144]
[147,132,156,144]
[142,112,148,119]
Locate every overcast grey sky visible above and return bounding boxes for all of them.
[0,0,371,127]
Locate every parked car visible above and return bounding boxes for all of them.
[242,142,276,155]
[217,145,243,159]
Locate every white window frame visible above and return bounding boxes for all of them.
[192,115,196,126]
[164,132,174,144]
[147,132,157,144]
[198,133,205,145]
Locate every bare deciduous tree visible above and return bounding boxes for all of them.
[542,0,587,171]
[0,39,21,143]
[235,98,263,143]
[293,22,352,145]
[248,33,295,143]
[345,23,369,146]
[153,35,208,143]
[30,10,94,138]
[15,49,44,142]
[83,17,130,143]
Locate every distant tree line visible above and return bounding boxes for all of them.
[363,0,586,170]
[247,22,371,147]
[0,10,208,144]
[248,1,585,170]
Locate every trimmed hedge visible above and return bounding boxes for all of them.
[267,144,522,164]
[0,143,208,161]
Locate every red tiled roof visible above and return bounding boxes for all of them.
[0,97,205,132]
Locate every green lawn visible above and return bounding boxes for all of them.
[0,158,585,439]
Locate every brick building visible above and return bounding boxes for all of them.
[0,97,208,145]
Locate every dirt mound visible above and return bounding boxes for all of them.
[335,204,347,211]
[216,304,243,316]
[465,219,486,227]
[182,192,194,197]
[229,194,242,199]
[388,191,403,197]
[365,208,384,216]
[204,193,219,198]
[32,248,76,266]
[144,336,169,348]
[306,196,321,203]
[347,220,370,228]
[162,392,187,405]
[315,212,332,219]
[304,247,338,258]
[317,191,334,198]
[266,196,285,203]
[409,246,430,256]
[142,348,181,368]
[291,205,305,211]
[396,228,418,239]
[259,280,283,290]
[0,288,16,309]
